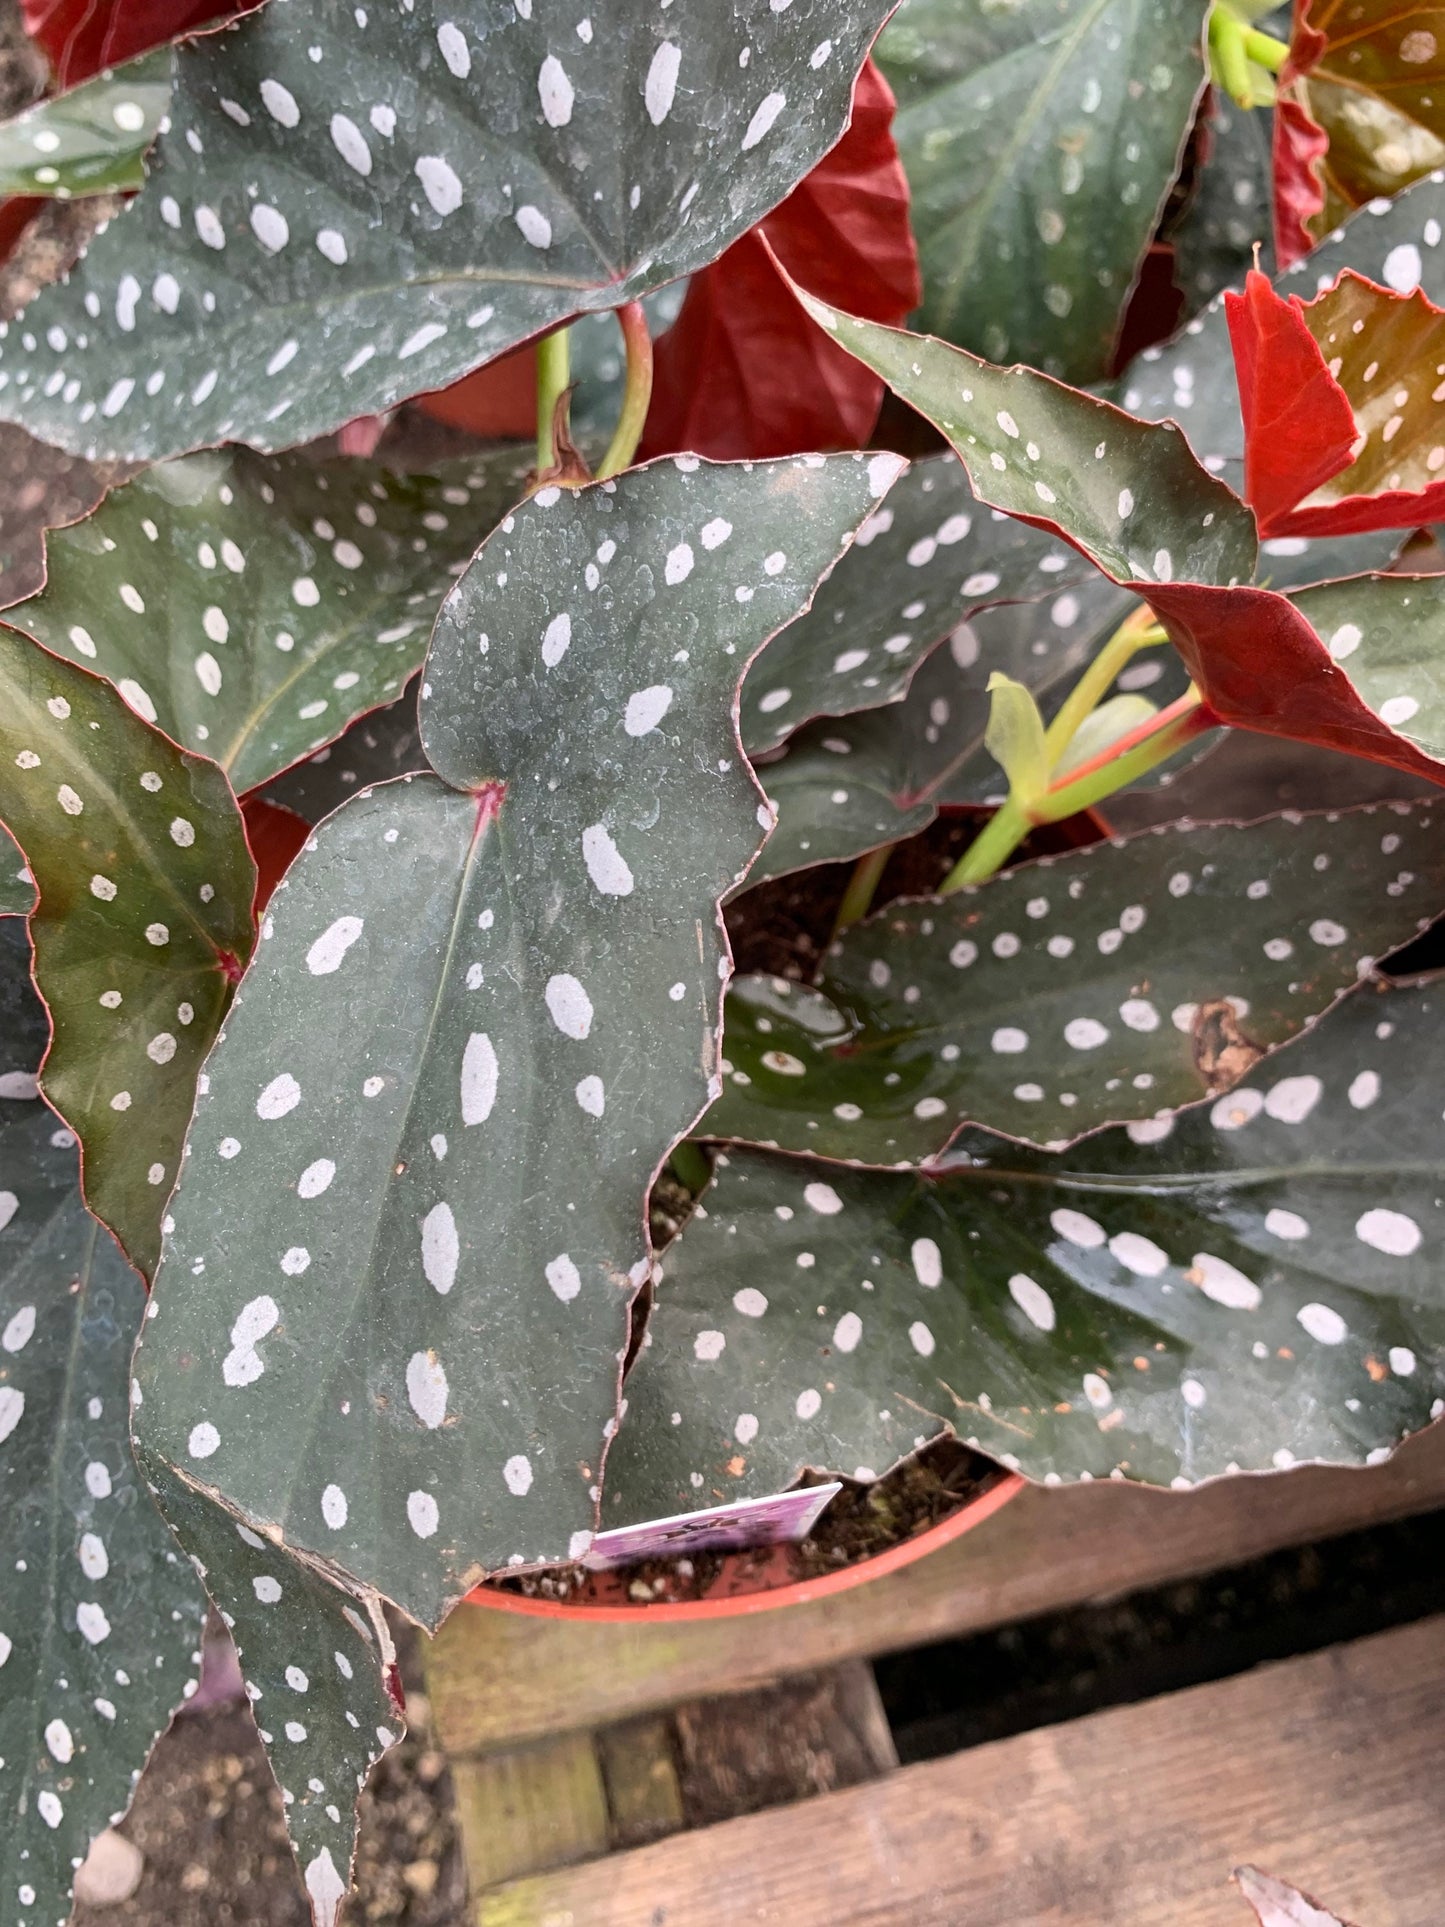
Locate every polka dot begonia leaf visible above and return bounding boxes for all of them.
[0,919,209,1927]
[130,453,907,1629]
[263,680,425,826]
[0,47,170,200]
[0,0,896,461]
[875,0,1211,384]
[135,1449,402,1927]
[608,975,1445,1514]
[739,452,1090,758]
[789,282,1259,591]
[709,801,1445,1159]
[0,826,34,916]
[0,625,257,1276]
[6,446,532,796]
[1165,93,1274,311]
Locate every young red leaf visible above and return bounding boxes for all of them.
[1225,267,1357,529]
[640,59,920,461]
[240,796,309,915]
[21,0,242,87]
[1271,1,1329,271]
[1228,267,1445,536]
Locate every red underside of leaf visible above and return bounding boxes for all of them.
[21,0,243,85]
[414,340,538,440]
[1272,0,1330,272]
[240,795,309,917]
[1225,268,1358,531]
[639,58,920,461]
[1147,579,1445,784]
[0,195,42,272]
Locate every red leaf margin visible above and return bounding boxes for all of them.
[1271,0,1329,272]
[639,58,920,462]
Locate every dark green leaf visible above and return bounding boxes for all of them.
[876,0,1209,381]
[132,453,903,1628]
[136,1451,400,1927]
[6,447,530,795]
[0,0,894,460]
[610,975,1445,1512]
[792,285,1258,588]
[0,626,256,1274]
[1284,575,1445,767]
[0,920,208,1925]
[0,826,34,916]
[711,803,1445,1159]
[262,684,425,827]
[0,50,168,198]
[740,453,1088,756]
[1167,96,1274,310]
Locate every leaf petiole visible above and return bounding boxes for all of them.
[535,325,572,477]
[1041,607,1166,771]
[596,301,655,481]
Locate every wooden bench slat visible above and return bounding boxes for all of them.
[473,1613,1445,1927]
[428,1423,1445,1757]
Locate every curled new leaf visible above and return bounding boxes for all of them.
[131,453,905,1628]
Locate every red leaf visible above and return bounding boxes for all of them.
[1225,268,1357,530]
[21,0,245,86]
[1228,266,1445,537]
[240,796,309,917]
[414,340,538,440]
[1148,579,1445,784]
[640,58,920,461]
[1272,0,1329,271]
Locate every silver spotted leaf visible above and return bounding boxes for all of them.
[5,447,530,796]
[0,826,35,916]
[711,803,1445,1159]
[0,921,208,1927]
[0,0,894,461]
[739,453,1088,756]
[1166,96,1274,311]
[131,452,903,1628]
[1285,575,1445,769]
[876,0,1209,382]
[136,1449,401,1927]
[0,626,256,1275]
[262,683,424,826]
[792,285,1258,590]
[0,50,169,199]
[608,974,1445,1511]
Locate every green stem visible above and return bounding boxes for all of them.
[939,695,1213,894]
[1243,27,1290,73]
[535,326,571,474]
[834,845,892,932]
[1208,4,1257,108]
[1042,616,1165,770]
[596,302,654,481]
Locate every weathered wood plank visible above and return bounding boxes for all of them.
[448,1733,608,1892]
[474,1614,1445,1927]
[428,1422,1445,1757]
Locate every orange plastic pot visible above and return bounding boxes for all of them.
[463,1471,1024,1625]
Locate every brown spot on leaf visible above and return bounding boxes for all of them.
[1191,997,1265,1094]
[1365,1354,1389,1382]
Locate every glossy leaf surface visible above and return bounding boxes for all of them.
[0,626,256,1273]
[132,453,901,1627]
[792,285,1258,588]
[1168,93,1275,309]
[0,920,208,1926]
[712,804,1445,1159]
[0,50,168,199]
[641,59,920,461]
[876,0,1210,381]
[740,454,1087,757]
[263,685,424,827]
[0,0,894,459]
[6,447,529,794]
[613,975,1445,1512]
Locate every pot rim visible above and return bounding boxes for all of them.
[463,1469,1025,1624]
